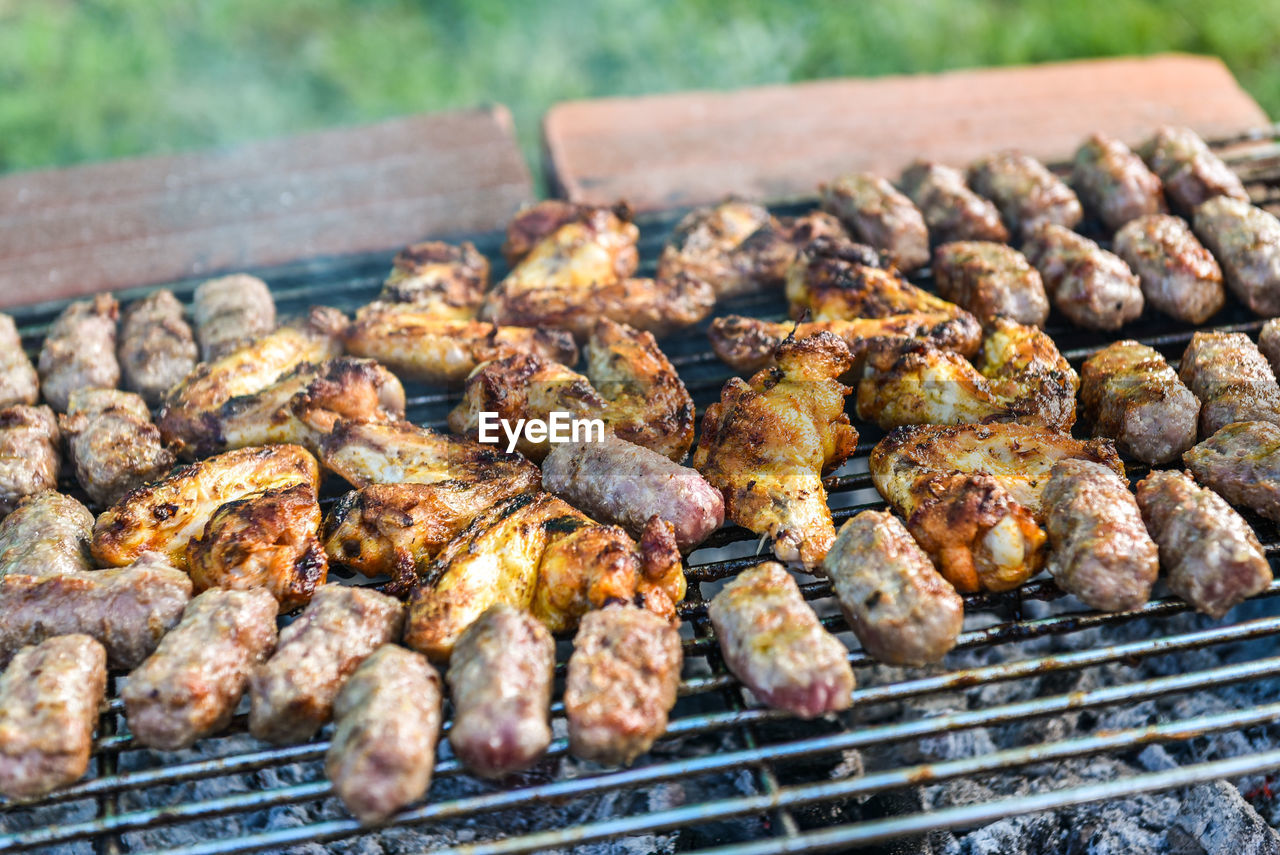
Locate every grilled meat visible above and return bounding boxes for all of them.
[967,151,1083,241]
[1113,214,1225,324]
[0,313,38,408]
[37,294,119,413]
[823,510,963,667]
[785,237,948,322]
[708,562,855,717]
[1184,421,1280,524]
[447,604,554,778]
[1071,133,1165,231]
[92,444,321,572]
[0,492,93,577]
[1140,126,1249,214]
[1024,223,1143,330]
[899,161,1009,245]
[122,588,278,750]
[657,200,780,299]
[932,241,1049,329]
[820,173,930,271]
[1192,196,1280,317]
[1260,318,1280,377]
[0,635,106,799]
[564,603,682,766]
[380,240,489,317]
[118,290,198,407]
[1081,340,1199,465]
[1179,331,1280,437]
[192,274,276,361]
[248,585,404,745]
[0,404,60,516]
[870,423,1124,593]
[60,389,175,507]
[693,333,858,571]
[1137,470,1272,618]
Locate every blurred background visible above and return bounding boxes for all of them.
[2,0,1277,185]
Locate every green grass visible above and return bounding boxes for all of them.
[1,0,1278,184]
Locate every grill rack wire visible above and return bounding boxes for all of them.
[4,124,1280,854]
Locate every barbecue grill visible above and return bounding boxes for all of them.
[4,125,1280,855]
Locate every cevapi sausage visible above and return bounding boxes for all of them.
[193,274,277,361]
[118,290,198,406]
[0,492,94,578]
[0,313,38,408]
[0,404,60,516]
[1080,341,1199,465]
[37,294,119,412]
[1178,331,1280,437]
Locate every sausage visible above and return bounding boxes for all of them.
[1184,421,1280,524]
[60,389,175,507]
[1192,196,1280,317]
[564,603,681,766]
[1042,459,1159,612]
[118,290,198,406]
[1024,223,1143,330]
[0,404,60,516]
[192,274,277,361]
[708,562,854,718]
[1080,341,1199,465]
[0,491,94,578]
[932,241,1049,328]
[1070,133,1165,232]
[822,510,963,667]
[1112,214,1225,324]
[1140,126,1249,215]
[0,635,106,799]
[122,588,279,750]
[37,294,119,412]
[326,644,442,825]
[1136,470,1272,619]
[446,603,554,778]
[898,161,1009,245]
[0,313,38,408]
[542,434,724,552]
[0,552,192,669]
[820,173,930,271]
[1178,331,1280,437]
[248,584,404,744]
[967,152,1083,242]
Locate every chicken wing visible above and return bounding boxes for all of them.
[379,240,489,317]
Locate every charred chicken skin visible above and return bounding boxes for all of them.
[379,240,490,316]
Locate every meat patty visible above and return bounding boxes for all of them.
[122,587,279,750]
[708,562,854,718]
[1071,133,1165,231]
[0,404,60,516]
[0,313,38,408]
[446,603,554,779]
[193,274,277,361]
[1113,214,1225,324]
[898,161,1009,245]
[967,151,1083,242]
[1192,196,1280,317]
[248,584,404,744]
[1042,459,1159,612]
[820,173,930,271]
[37,294,119,413]
[1136,470,1272,618]
[118,290,198,407]
[0,635,106,799]
[1184,421,1280,524]
[60,389,175,507]
[822,510,963,667]
[1024,224,1143,330]
[0,491,94,578]
[1140,126,1249,214]
[1080,340,1199,465]
[932,241,1049,328]
[1178,331,1280,437]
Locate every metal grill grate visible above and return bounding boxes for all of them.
[4,125,1280,854]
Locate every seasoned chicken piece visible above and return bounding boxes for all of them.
[1071,133,1166,232]
[1140,126,1249,214]
[187,482,328,612]
[122,588,278,750]
[899,161,1009,245]
[709,562,855,718]
[1137,470,1272,619]
[60,389,175,507]
[0,404,60,517]
[379,240,489,317]
[1081,341,1199,465]
[0,492,93,577]
[785,237,946,322]
[37,294,119,412]
[1113,214,1225,324]
[92,444,321,572]
[0,635,106,800]
[820,173,929,271]
[967,151,1083,241]
[693,333,857,570]
[1179,331,1280,437]
[933,242,1049,329]
[1192,196,1280,317]
[1184,421,1280,524]
[1024,223,1143,330]
[0,313,38,408]
[193,274,276,361]
[870,423,1124,593]
[857,318,1077,431]
[118,290,198,406]
[823,510,963,666]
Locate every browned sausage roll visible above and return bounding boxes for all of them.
[1140,126,1249,215]
[1184,421,1280,524]
[822,510,963,667]
[565,603,682,766]
[193,274,276,361]
[1136,470,1272,618]
[1178,331,1280,437]
[122,587,279,750]
[1080,341,1199,465]
[118,290,197,407]
[1042,459,1159,612]
[1113,214,1225,324]
[1071,133,1165,232]
[1192,196,1280,317]
[0,313,38,408]
[326,644,442,825]
[708,562,854,718]
[0,404,61,517]
[0,491,94,578]
[37,294,119,412]
[820,173,929,271]
[60,389,175,507]
[248,584,404,744]
[0,635,107,799]
[967,152,1083,242]
[932,241,1049,329]
[447,603,554,778]
[899,161,1009,245]
[1024,224,1143,330]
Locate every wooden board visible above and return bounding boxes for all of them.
[0,106,533,308]
[543,53,1270,211]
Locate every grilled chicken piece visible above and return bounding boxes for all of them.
[1024,223,1143,330]
[0,313,38,408]
[92,444,321,572]
[1071,133,1165,232]
[1081,341,1199,465]
[1184,421,1280,524]
[37,294,119,413]
[870,423,1124,593]
[1140,126,1249,215]
[820,173,929,271]
[0,405,60,517]
[899,161,1009,245]
[693,333,857,571]
[1179,331,1280,437]
[0,492,94,578]
[118,290,198,407]
[932,242,1049,329]
[60,389,175,507]
[1192,196,1280,317]
[193,274,276,361]
[1113,214,1225,324]
[379,240,489,317]
[967,151,1083,242]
